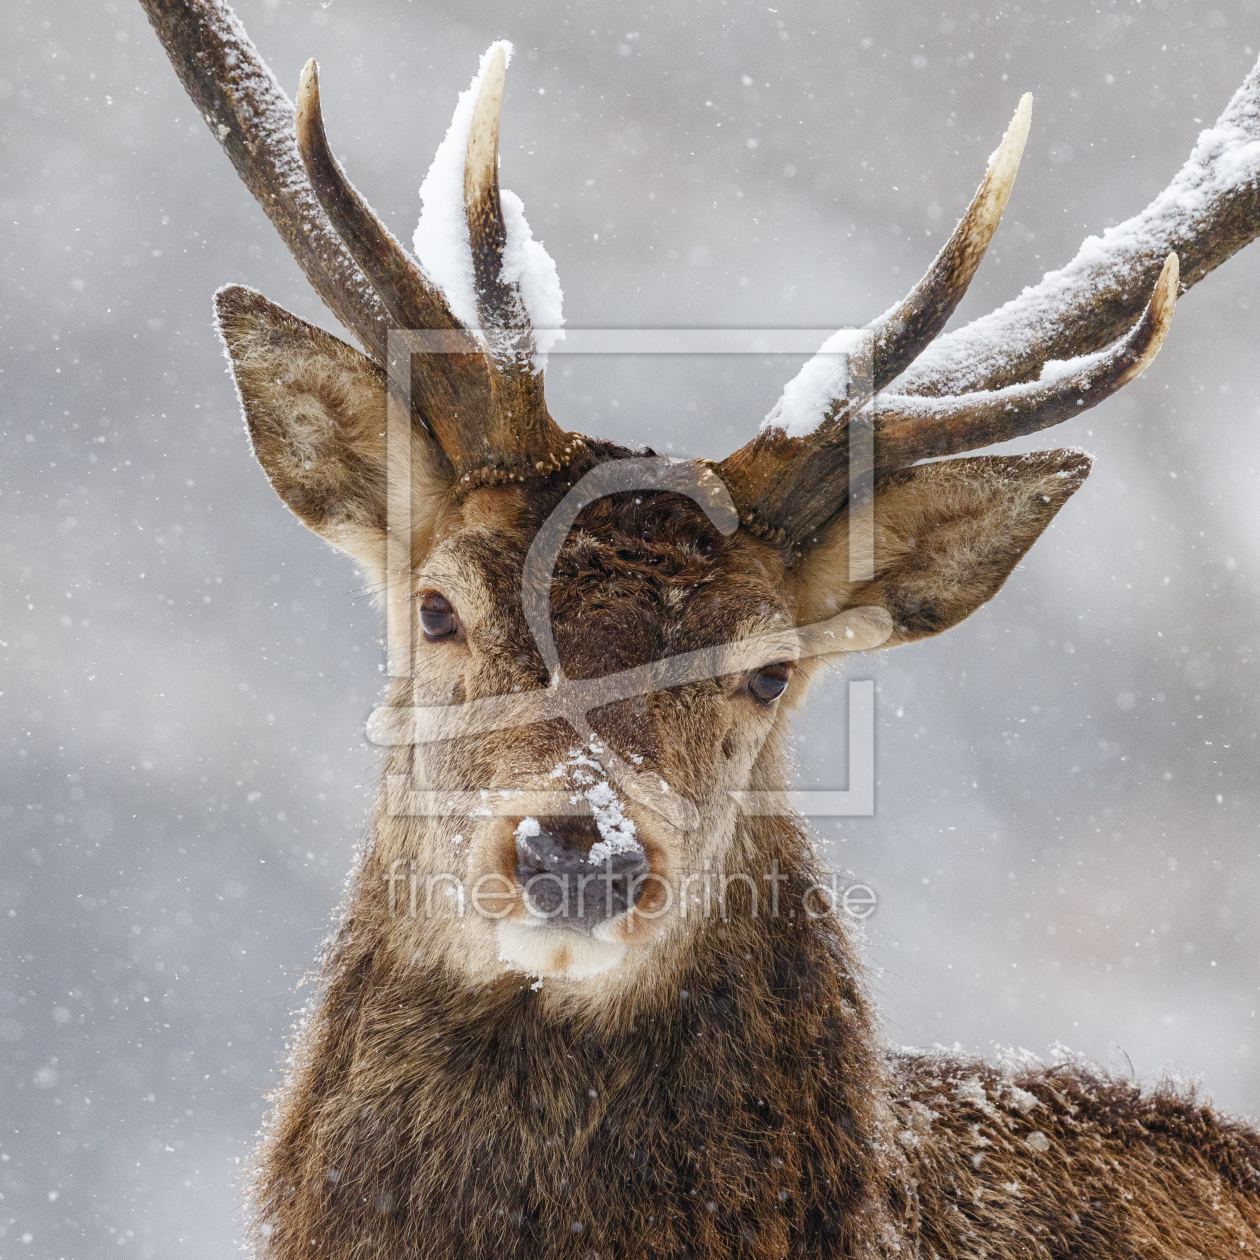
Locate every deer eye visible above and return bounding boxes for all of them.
[748,662,790,705]
[419,592,458,641]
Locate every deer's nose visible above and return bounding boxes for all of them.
[514,817,649,931]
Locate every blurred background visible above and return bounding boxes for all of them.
[3,0,1258,1253]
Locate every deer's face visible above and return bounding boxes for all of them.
[215,289,1099,992]
[402,487,801,981]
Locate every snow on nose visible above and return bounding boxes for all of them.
[514,815,649,931]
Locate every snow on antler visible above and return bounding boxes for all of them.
[897,55,1260,398]
[413,42,564,367]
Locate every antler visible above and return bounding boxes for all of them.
[140,0,1260,543]
[868,93,1032,394]
[293,54,575,482]
[463,47,528,356]
[138,0,390,362]
[293,60,457,341]
[452,45,576,482]
[719,59,1260,559]
[141,1,578,485]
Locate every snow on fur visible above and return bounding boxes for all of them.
[551,742,642,865]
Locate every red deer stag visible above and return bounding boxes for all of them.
[140,2,1260,1256]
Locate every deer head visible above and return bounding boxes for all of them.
[142,1,1260,992]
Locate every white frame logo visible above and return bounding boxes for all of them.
[368,328,884,820]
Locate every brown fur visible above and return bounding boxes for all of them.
[207,303,1260,1258]
[892,1053,1260,1257]
[790,450,1093,646]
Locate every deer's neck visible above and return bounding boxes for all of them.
[251,811,900,1258]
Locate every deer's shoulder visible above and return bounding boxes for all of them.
[891,1049,1260,1257]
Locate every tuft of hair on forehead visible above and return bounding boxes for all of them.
[454,480,740,603]
[513,480,732,550]
[540,491,727,679]
[540,490,784,680]
[561,491,728,565]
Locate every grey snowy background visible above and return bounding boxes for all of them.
[3,0,1259,1254]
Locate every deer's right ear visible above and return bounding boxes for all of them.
[214,285,452,583]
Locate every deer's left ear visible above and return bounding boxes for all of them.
[789,450,1091,647]
[215,284,452,585]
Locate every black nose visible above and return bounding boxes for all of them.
[515,817,649,932]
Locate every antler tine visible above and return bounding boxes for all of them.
[873,252,1178,470]
[439,42,577,486]
[716,94,1032,550]
[464,46,530,359]
[138,0,389,363]
[869,93,1032,393]
[294,57,505,468]
[295,60,461,339]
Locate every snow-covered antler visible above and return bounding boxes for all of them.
[141,0,1260,546]
[899,57,1260,398]
[294,53,574,481]
[463,47,531,359]
[141,0,576,485]
[868,93,1032,394]
[719,61,1260,559]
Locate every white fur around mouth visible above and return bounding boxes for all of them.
[497,915,631,979]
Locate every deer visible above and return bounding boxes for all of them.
[139,2,1260,1256]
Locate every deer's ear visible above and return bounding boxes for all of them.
[790,450,1091,647]
[214,284,451,581]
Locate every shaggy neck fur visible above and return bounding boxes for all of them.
[248,775,905,1258]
